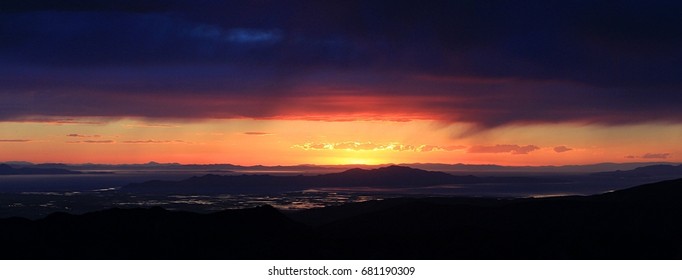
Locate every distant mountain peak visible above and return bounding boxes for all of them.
[592,164,682,178]
[338,167,365,174]
[378,165,418,171]
[0,164,81,175]
[341,165,432,173]
[123,164,482,194]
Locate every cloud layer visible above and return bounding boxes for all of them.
[468,145,540,155]
[2,1,682,127]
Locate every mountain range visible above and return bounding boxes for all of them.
[121,165,563,194]
[0,164,81,175]
[3,161,677,174]
[592,164,682,178]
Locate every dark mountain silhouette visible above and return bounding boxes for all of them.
[317,165,480,187]
[2,177,682,259]
[592,164,682,179]
[6,161,674,174]
[296,178,682,259]
[122,165,560,194]
[0,164,81,175]
[406,162,676,173]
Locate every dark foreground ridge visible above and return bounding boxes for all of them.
[2,178,682,259]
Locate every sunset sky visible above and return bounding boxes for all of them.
[1,1,681,165]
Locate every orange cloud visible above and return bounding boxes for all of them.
[417,145,467,152]
[468,144,539,155]
[293,142,465,152]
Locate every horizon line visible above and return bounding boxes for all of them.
[2,160,679,168]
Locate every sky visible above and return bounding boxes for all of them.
[1,0,681,165]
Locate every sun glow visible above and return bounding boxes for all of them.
[329,156,384,165]
[0,118,680,165]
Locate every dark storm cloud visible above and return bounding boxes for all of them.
[1,0,682,127]
[0,0,175,13]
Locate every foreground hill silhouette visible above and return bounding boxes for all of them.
[2,178,682,259]
[122,165,554,194]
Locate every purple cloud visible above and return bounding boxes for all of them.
[553,146,573,153]
[642,153,671,159]
[625,153,671,159]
